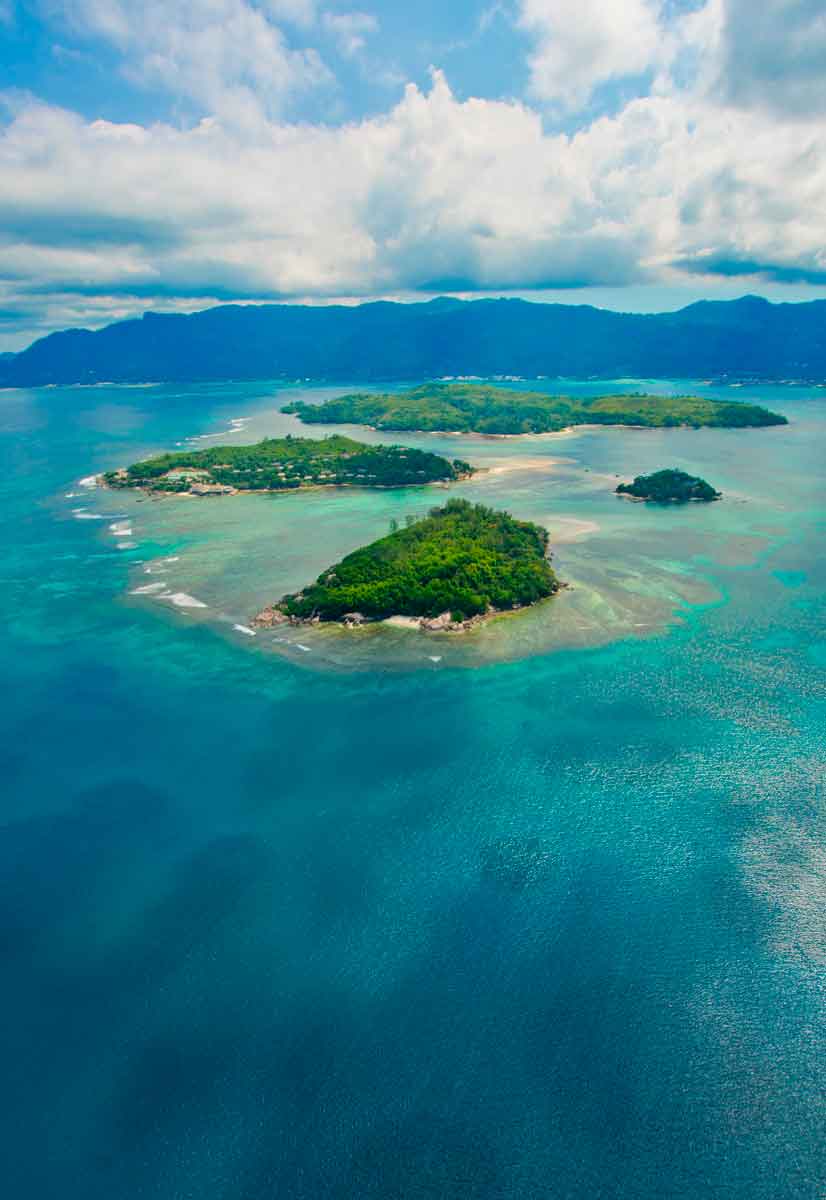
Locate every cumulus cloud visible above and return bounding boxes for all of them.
[2,1,826,345]
[53,0,331,123]
[3,61,826,340]
[0,74,650,321]
[517,0,666,112]
[517,0,826,120]
[717,0,826,117]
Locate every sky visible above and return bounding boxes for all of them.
[1,0,826,349]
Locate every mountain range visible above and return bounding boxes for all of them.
[2,295,826,386]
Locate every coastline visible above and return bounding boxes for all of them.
[360,423,581,441]
[252,585,565,636]
[296,414,785,442]
[615,492,721,503]
[97,473,472,498]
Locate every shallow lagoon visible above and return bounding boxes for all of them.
[67,377,817,670]
[2,377,825,1198]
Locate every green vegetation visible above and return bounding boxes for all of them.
[617,468,722,502]
[103,434,473,493]
[275,499,558,624]
[282,382,787,435]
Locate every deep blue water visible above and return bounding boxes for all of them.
[2,381,825,1198]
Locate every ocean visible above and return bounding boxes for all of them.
[1,378,824,1198]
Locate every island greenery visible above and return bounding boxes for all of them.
[265,499,558,627]
[103,434,473,494]
[282,382,787,436]
[617,468,722,502]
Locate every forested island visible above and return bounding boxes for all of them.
[617,469,722,502]
[103,434,473,494]
[254,499,558,631]
[282,382,787,436]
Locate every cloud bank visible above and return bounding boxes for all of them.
[1,0,826,345]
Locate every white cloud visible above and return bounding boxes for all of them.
[717,0,826,117]
[53,0,332,123]
[3,1,826,345]
[321,10,379,58]
[516,0,826,120]
[3,64,826,336]
[517,0,666,112]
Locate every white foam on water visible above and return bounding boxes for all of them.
[130,582,167,595]
[166,592,208,609]
[428,656,442,663]
[77,475,98,489]
[109,523,132,535]
[65,492,78,499]
[144,556,179,575]
[296,643,311,652]
[116,541,138,549]
[73,510,104,520]
[233,624,257,637]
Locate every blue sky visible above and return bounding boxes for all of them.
[2,2,532,125]
[1,0,826,348]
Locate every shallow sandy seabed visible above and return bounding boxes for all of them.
[218,565,722,674]
[79,380,803,673]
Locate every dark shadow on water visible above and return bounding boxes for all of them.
[0,778,173,958]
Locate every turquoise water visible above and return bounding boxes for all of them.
[2,379,825,1197]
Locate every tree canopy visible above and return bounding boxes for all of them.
[616,468,722,502]
[104,434,473,493]
[278,499,558,624]
[282,382,787,436]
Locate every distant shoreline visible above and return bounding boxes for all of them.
[4,374,825,391]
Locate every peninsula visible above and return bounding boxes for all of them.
[616,469,722,503]
[103,434,473,494]
[281,382,787,436]
[254,499,558,631]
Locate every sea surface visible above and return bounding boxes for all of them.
[1,377,825,1198]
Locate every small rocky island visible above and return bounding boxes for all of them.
[102,434,473,494]
[282,382,788,436]
[616,468,722,502]
[254,499,559,632]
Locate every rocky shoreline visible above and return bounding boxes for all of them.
[252,583,565,636]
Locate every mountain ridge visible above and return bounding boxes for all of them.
[3,295,826,386]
